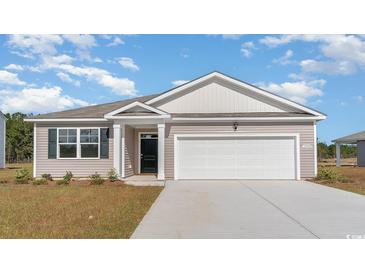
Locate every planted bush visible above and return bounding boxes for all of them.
[32,178,48,185]
[316,167,351,183]
[63,171,73,182]
[107,168,118,182]
[41,173,53,181]
[90,172,104,185]
[15,168,31,184]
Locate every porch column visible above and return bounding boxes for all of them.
[157,123,165,180]
[113,123,125,178]
[336,143,341,167]
[113,124,121,176]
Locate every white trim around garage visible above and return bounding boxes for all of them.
[314,121,318,177]
[173,133,301,181]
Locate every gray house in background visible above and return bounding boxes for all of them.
[0,111,5,169]
[25,72,326,181]
[333,131,365,167]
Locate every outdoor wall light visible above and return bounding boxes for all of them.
[233,122,238,131]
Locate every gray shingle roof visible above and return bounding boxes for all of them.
[172,112,313,118]
[332,131,365,143]
[28,94,159,119]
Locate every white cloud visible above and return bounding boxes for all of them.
[222,34,242,40]
[0,86,89,113]
[0,70,27,86]
[7,34,63,57]
[63,34,97,48]
[117,57,139,71]
[300,59,356,75]
[55,64,137,96]
[261,34,365,75]
[4,64,24,71]
[273,50,294,65]
[107,37,125,47]
[241,41,256,58]
[180,48,190,58]
[258,79,325,104]
[172,80,188,86]
[56,72,80,87]
[63,34,97,61]
[353,95,364,103]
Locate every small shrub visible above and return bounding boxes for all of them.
[41,173,53,181]
[32,178,48,185]
[107,168,118,182]
[63,171,73,182]
[0,180,8,184]
[90,172,104,185]
[56,179,69,185]
[316,167,352,183]
[15,168,31,184]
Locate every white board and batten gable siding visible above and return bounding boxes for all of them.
[0,112,5,168]
[154,78,296,114]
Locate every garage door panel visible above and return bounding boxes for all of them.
[177,136,296,179]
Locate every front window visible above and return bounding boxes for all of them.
[57,128,100,159]
[58,129,77,158]
[80,129,99,158]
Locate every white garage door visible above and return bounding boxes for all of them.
[176,136,297,180]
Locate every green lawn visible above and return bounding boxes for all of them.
[0,164,162,238]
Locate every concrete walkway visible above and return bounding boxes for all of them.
[131,180,365,239]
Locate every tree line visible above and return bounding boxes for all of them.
[4,112,33,163]
[317,142,356,161]
[1,112,358,163]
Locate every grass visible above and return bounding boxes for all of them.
[313,165,365,196]
[0,163,32,182]
[0,163,162,238]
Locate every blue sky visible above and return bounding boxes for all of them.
[0,34,364,143]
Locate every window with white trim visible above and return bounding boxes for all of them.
[57,128,100,159]
[58,129,77,158]
[80,129,99,158]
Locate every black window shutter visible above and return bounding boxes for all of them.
[48,128,57,159]
[100,128,109,159]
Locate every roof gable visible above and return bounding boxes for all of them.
[146,71,326,118]
[104,101,170,119]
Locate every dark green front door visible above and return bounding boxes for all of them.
[140,138,158,173]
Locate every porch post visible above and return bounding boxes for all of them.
[121,123,125,178]
[157,123,165,180]
[113,124,121,176]
[336,143,341,167]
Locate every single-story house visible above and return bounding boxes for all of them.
[0,111,5,169]
[25,71,326,181]
[332,131,365,167]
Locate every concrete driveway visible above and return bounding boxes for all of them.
[131,180,365,239]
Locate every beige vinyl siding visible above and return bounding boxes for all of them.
[155,79,296,113]
[124,125,135,177]
[35,122,113,178]
[164,122,316,179]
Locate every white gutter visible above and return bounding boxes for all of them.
[24,118,109,122]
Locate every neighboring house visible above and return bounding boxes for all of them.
[0,111,5,169]
[25,72,326,180]
[333,131,365,167]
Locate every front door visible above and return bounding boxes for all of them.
[140,135,158,173]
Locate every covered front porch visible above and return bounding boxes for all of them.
[112,120,166,182]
